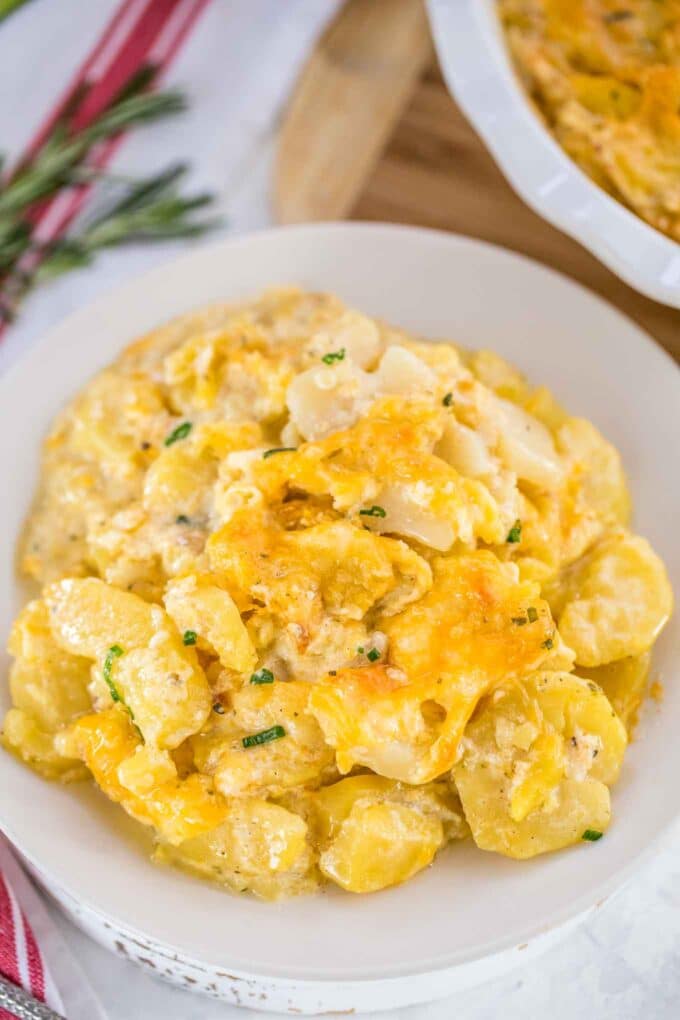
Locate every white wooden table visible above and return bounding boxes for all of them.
[49,821,680,1020]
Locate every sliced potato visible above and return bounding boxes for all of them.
[555,530,672,667]
[319,801,443,894]
[58,709,228,845]
[557,418,631,564]
[579,653,651,733]
[1,599,92,780]
[192,681,334,798]
[495,397,563,491]
[309,774,467,844]
[1,708,87,781]
[45,578,211,747]
[156,798,316,899]
[454,672,627,858]
[164,575,256,674]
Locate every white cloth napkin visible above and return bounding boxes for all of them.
[0,0,341,377]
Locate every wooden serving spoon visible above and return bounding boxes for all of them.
[274,0,433,224]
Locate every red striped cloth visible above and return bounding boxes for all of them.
[0,867,46,1017]
[0,835,106,1019]
[0,5,213,1009]
[0,847,91,1018]
[0,0,212,343]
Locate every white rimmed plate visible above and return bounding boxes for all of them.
[428,0,680,308]
[0,224,679,1015]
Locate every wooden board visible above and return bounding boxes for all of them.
[351,63,680,361]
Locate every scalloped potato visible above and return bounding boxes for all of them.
[1,288,672,899]
[499,0,680,240]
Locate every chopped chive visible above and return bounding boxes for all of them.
[164,421,192,446]
[367,647,380,662]
[359,505,386,518]
[506,520,522,544]
[542,637,554,650]
[213,702,225,714]
[511,616,528,626]
[102,645,137,729]
[242,725,286,748]
[357,646,365,655]
[582,829,603,842]
[527,607,538,623]
[103,645,124,698]
[183,630,197,646]
[250,668,274,685]
[442,392,454,407]
[175,514,191,525]
[262,447,296,459]
[321,348,346,365]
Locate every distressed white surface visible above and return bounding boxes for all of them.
[48,822,680,1019]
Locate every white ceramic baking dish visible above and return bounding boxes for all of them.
[427,0,680,308]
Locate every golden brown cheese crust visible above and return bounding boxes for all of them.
[499,0,680,239]
[1,287,673,897]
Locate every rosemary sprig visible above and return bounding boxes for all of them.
[0,220,31,270]
[0,164,217,320]
[37,163,217,280]
[0,90,186,219]
[0,67,218,323]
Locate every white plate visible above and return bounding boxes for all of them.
[428,0,680,308]
[1,224,679,1015]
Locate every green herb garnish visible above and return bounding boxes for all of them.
[359,505,387,518]
[183,630,197,646]
[542,637,554,650]
[507,520,522,544]
[102,645,138,731]
[164,421,192,446]
[262,447,296,459]
[250,668,275,685]
[357,646,365,655]
[511,616,528,626]
[527,607,538,623]
[321,348,346,365]
[242,725,286,748]
[0,74,217,325]
[582,829,603,842]
[175,514,191,525]
[103,645,124,700]
[442,392,454,407]
[0,0,37,26]
[367,648,380,662]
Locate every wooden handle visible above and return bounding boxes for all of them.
[274,0,432,224]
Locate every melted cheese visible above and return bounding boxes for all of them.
[2,287,671,898]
